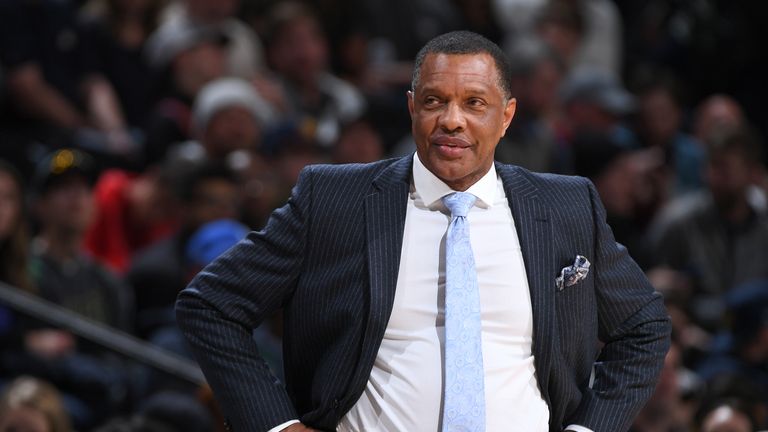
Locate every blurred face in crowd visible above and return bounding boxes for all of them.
[269,16,328,88]
[694,95,744,143]
[706,148,752,211]
[0,171,21,241]
[526,59,563,115]
[174,42,226,97]
[203,106,261,158]
[36,175,95,236]
[408,53,516,191]
[333,121,384,164]
[189,179,240,228]
[640,87,681,145]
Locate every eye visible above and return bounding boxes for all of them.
[423,95,442,107]
[467,98,486,108]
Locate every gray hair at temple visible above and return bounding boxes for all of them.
[411,31,514,100]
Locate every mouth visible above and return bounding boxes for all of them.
[432,135,471,148]
[431,135,472,158]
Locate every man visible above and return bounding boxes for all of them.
[651,126,768,327]
[25,148,133,428]
[176,31,670,432]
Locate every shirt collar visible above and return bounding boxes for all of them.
[412,152,499,210]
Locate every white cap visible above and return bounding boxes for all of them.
[192,78,275,134]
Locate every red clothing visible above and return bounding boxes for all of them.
[85,170,178,274]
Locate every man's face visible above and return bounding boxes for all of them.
[269,17,328,87]
[203,106,260,158]
[408,53,516,191]
[37,175,94,235]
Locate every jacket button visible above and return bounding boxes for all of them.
[332,399,339,409]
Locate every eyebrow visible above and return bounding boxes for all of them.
[418,85,492,96]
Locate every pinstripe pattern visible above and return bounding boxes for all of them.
[176,156,670,432]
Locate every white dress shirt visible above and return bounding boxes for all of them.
[270,154,592,432]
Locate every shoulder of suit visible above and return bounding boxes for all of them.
[303,157,406,180]
[497,162,592,191]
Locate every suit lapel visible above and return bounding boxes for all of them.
[497,163,556,405]
[346,156,411,403]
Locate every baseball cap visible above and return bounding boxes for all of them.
[185,218,249,267]
[31,148,98,196]
[146,23,229,68]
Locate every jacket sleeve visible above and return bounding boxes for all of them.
[175,166,315,431]
[565,180,671,432]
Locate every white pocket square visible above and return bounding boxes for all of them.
[556,255,590,291]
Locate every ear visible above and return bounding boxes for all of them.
[501,97,517,138]
[407,90,415,119]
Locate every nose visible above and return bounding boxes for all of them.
[438,102,466,133]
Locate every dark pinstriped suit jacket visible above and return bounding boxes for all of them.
[176,155,670,432]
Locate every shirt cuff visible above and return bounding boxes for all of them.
[267,419,300,432]
[565,425,594,432]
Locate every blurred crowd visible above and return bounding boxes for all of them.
[1,0,767,431]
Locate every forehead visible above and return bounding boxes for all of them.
[417,52,501,93]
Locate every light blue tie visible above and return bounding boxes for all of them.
[441,192,485,432]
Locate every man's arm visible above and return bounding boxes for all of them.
[7,63,86,128]
[176,167,315,431]
[565,181,671,432]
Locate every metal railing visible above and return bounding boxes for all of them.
[0,281,205,386]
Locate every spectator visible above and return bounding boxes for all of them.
[127,161,241,340]
[142,26,228,165]
[22,149,133,428]
[171,77,275,163]
[636,78,706,196]
[0,376,71,432]
[693,95,745,146]
[572,132,662,269]
[29,149,133,330]
[0,161,33,293]
[83,165,180,275]
[0,160,34,388]
[555,66,639,173]
[264,1,366,148]
[651,126,768,319]
[148,0,263,79]
[496,37,565,172]
[331,118,384,164]
[80,0,167,130]
[0,0,135,168]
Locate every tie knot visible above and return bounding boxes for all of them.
[442,192,477,217]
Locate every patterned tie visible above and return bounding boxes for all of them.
[441,192,485,432]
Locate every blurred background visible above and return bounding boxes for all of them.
[1,0,767,431]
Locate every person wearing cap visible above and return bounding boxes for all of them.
[25,148,134,428]
[557,67,640,171]
[29,148,134,331]
[147,0,264,79]
[169,77,275,163]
